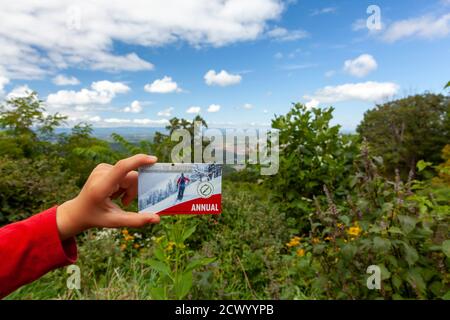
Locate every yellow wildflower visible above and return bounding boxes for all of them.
[324,236,333,241]
[286,237,301,247]
[122,229,129,235]
[312,237,320,244]
[120,244,127,251]
[134,243,140,249]
[346,225,362,237]
[166,241,176,252]
[296,248,305,257]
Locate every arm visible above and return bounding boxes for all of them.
[0,154,160,298]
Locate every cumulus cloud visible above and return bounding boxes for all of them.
[267,27,309,41]
[144,76,182,93]
[204,70,242,87]
[6,85,33,99]
[207,104,221,112]
[0,75,10,96]
[186,106,201,114]
[343,54,377,77]
[243,103,253,109]
[123,100,143,113]
[47,80,130,107]
[0,0,283,79]
[304,81,399,105]
[52,75,80,86]
[383,13,450,42]
[157,107,174,117]
[305,99,320,109]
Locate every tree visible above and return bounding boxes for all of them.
[268,103,359,228]
[357,93,450,178]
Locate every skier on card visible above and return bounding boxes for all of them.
[176,173,190,201]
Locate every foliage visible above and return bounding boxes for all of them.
[286,143,450,299]
[357,94,450,178]
[268,103,359,229]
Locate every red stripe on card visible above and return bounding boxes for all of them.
[151,194,222,215]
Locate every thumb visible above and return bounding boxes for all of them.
[109,211,160,228]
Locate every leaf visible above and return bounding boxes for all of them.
[402,243,419,266]
[181,225,197,242]
[153,246,165,261]
[373,237,391,253]
[145,259,171,277]
[185,257,216,273]
[416,160,432,172]
[442,240,450,258]
[388,226,404,235]
[149,287,166,300]
[397,215,417,234]
[442,290,450,300]
[405,269,426,298]
[174,272,193,299]
[445,81,450,89]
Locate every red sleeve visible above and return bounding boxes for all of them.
[0,207,77,298]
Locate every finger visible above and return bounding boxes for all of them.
[111,187,126,199]
[107,211,160,228]
[101,154,157,195]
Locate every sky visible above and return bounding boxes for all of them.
[1,0,450,131]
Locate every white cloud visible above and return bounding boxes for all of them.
[0,76,10,96]
[310,7,337,16]
[47,80,130,106]
[6,85,33,99]
[243,103,253,109]
[343,54,377,78]
[267,27,309,41]
[104,118,132,124]
[0,0,283,79]
[207,104,221,112]
[305,99,320,109]
[52,75,80,86]
[383,13,450,42]
[133,118,169,125]
[204,70,242,87]
[186,106,201,114]
[144,76,182,93]
[304,81,399,105]
[157,107,174,117]
[123,100,143,113]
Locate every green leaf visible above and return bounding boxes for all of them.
[181,225,197,242]
[153,246,165,261]
[397,215,417,234]
[416,160,432,172]
[149,287,166,300]
[174,272,193,299]
[442,240,450,258]
[185,257,216,273]
[442,290,450,300]
[145,259,171,277]
[402,243,419,266]
[388,226,404,235]
[373,237,391,253]
[405,269,426,298]
[445,81,450,89]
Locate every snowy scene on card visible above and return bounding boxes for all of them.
[138,163,222,215]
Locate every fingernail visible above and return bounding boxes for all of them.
[148,155,158,162]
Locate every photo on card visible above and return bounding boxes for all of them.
[138,163,222,215]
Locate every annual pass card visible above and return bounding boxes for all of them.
[138,163,222,215]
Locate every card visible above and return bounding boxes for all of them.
[138,163,222,215]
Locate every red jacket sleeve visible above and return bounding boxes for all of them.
[0,207,77,298]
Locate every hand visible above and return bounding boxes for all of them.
[56,154,160,240]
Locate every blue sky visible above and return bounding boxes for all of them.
[1,0,449,130]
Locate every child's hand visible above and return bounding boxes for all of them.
[56,154,160,240]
